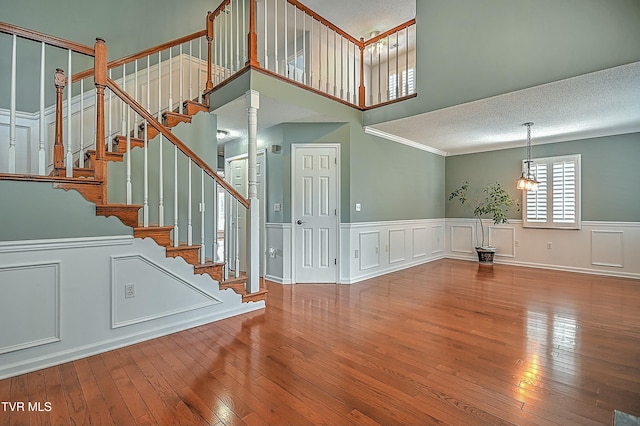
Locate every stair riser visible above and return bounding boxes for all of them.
[163,112,192,128]
[134,227,172,247]
[166,247,200,266]
[54,182,104,205]
[96,205,141,228]
[194,265,224,282]
[184,101,208,116]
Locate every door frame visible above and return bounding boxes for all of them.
[291,143,341,284]
[225,149,267,278]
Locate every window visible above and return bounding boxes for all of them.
[522,154,581,229]
[389,68,415,100]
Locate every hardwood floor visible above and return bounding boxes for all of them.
[1,259,639,425]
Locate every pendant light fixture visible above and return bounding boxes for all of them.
[516,122,539,191]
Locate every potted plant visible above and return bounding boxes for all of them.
[448,181,519,265]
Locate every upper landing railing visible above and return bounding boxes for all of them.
[207,0,417,108]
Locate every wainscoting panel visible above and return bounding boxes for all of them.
[389,229,406,264]
[359,231,380,271]
[445,219,640,279]
[111,255,221,328]
[341,219,445,284]
[412,227,428,258]
[450,225,474,254]
[0,262,60,354]
[591,230,624,268]
[431,225,444,254]
[0,236,262,380]
[489,226,515,258]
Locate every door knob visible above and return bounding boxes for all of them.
[296,220,306,225]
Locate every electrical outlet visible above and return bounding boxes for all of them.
[547,242,552,249]
[125,283,136,299]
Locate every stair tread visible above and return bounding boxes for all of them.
[166,244,201,252]
[164,111,191,118]
[96,203,143,208]
[134,225,173,231]
[221,275,247,285]
[194,261,224,267]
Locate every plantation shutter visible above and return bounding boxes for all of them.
[523,154,581,229]
[552,160,577,223]
[401,68,415,96]
[526,162,547,222]
[389,74,398,100]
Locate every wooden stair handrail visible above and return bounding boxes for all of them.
[72,30,207,82]
[286,0,362,46]
[362,19,416,47]
[105,77,250,209]
[0,21,95,56]
[209,0,232,21]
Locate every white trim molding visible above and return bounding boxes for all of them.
[445,218,640,279]
[265,222,292,284]
[340,219,446,284]
[363,126,449,157]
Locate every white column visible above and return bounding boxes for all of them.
[245,89,260,293]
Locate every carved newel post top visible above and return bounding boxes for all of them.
[54,68,67,88]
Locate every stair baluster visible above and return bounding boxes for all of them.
[178,44,183,114]
[9,34,16,173]
[173,144,179,247]
[200,169,206,265]
[66,50,73,178]
[188,160,193,246]
[38,41,46,175]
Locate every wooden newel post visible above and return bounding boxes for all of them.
[94,38,107,181]
[206,12,214,93]
[358,38,366,108]
[246,0,259,67]
[53,68,66,172]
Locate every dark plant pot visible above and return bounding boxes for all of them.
[475,247,496,265]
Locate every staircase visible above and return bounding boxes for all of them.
[62,97,266,303]
[0,19,266,304]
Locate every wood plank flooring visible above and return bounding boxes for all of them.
[1,259,639,425]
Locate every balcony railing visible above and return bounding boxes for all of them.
[206,0,417,108]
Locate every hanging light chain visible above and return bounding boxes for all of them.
[524,122,533,178]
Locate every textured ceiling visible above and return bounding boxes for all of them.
[299,0,416,40]
[368,61,640,155]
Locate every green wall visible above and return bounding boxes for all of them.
[1,0,215,111]
[445,133,640,222]
[2,0,213,59]
[349,132,444,222]
[0,180,130,241]
[222,71,446,224]
[365,0,640,126]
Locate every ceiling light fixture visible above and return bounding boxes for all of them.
[217,130,229,139]
[516,122,538,191]
[368,31,386,54]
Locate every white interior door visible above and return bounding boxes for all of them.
[293,145,339,283]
